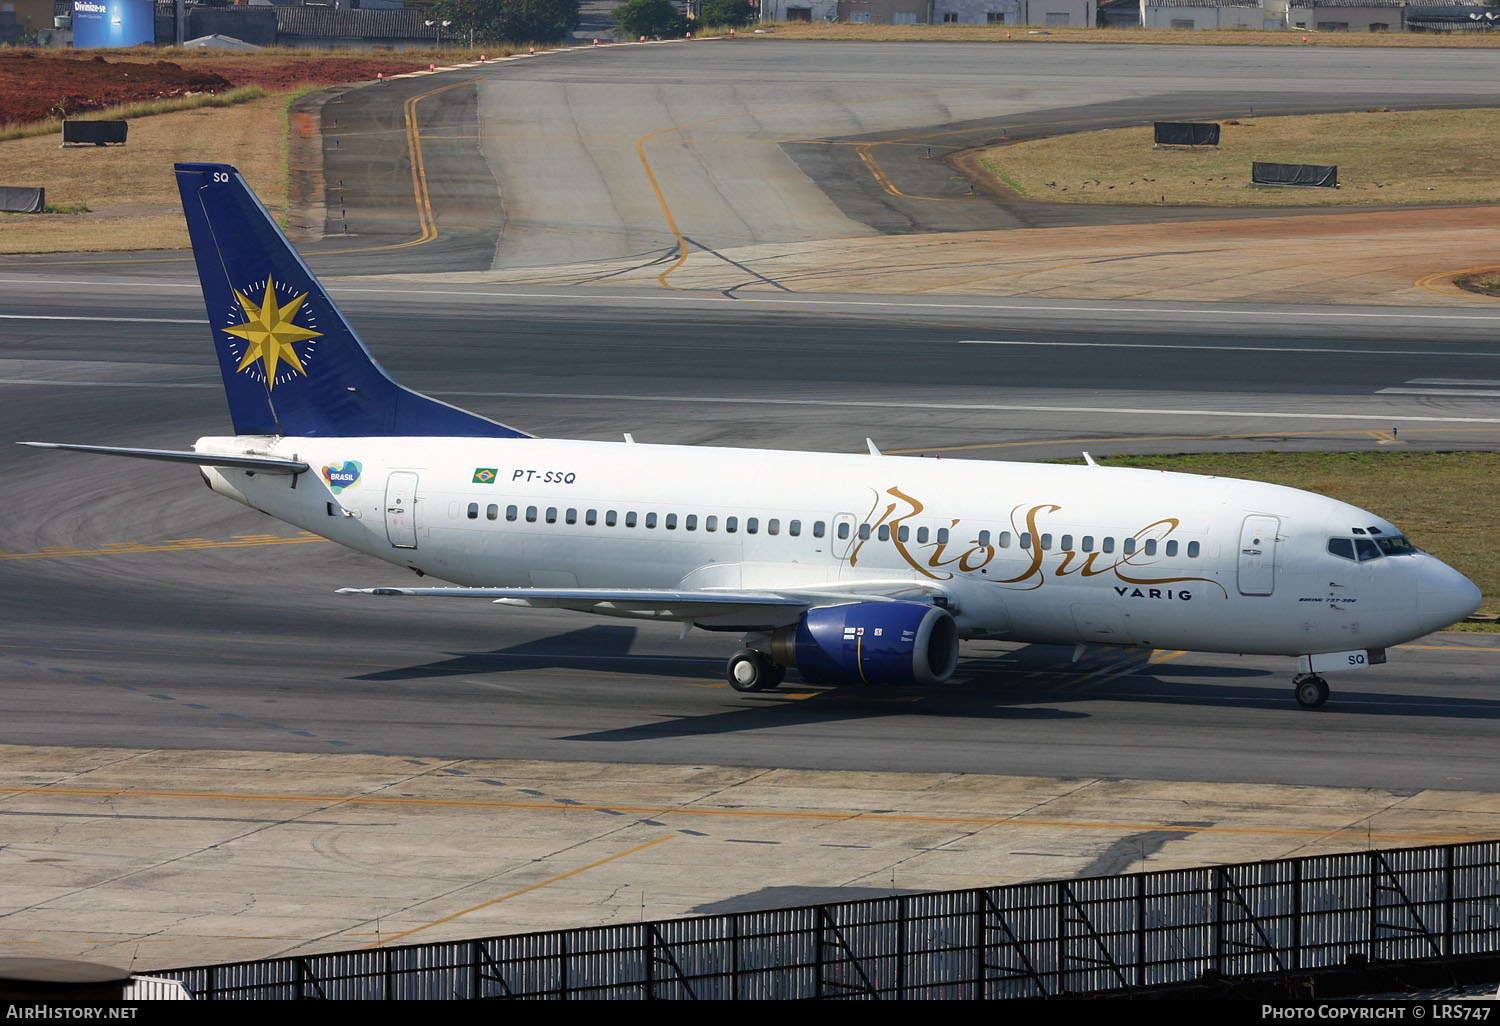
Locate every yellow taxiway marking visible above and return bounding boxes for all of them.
[360,834,676,949]
[633,87,986,290]
[0,785,1479,845]
[0,533,328,561]
[1415,264,1500,302]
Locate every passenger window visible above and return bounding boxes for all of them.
[999,531,1011,548]
[546,507,557,524]
[487,504,498,521]
[937,528,950,545]
[1328,538,1356,561]
[666,513,677,530]
[1165,540,1178,557]
[859,524,871,541]
[873,524,887,541]
[1081,536,1093,552]
[507,505,518,522]
[645,512,657,528]
[1355,538,1381,561]
[1144,539,1157,556]
[686,514,698,531]
[789,520,801,537]
[917,526,930,544]
[1040,534,1053,550]
[1123,538,1136,555]
[898,525,909,542]
[606,510,618,527]
[747,517,758,534]
[626,512,638,528]
[586,509,597,526]
[1060,534,1072,550]
[467,502,479,520]
[1102,537,1115,553]
[526,506,537,523]
[812,521,825,538]
[1187,541,1200,558]
[978,530,990,547]
[768,519,779,536]
[835,522,847,540]
[726,517,738,534]
[565,508,577,525]
[1020,533,1032,549]
[707,516,718,532]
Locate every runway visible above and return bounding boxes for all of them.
[4,279,1500,791]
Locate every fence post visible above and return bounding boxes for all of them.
[644,923,655,999]
[896,896,907,997]
[1135,873,1146,988]
[1292,858,1303,973]
[731,915,741,999]
[973,892,984,1000]
[1444,845,1455,957]
[1213,866,1225,975]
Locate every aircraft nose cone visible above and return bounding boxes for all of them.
[1416,557,1482,632]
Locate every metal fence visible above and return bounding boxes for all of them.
[161,839,1500,999]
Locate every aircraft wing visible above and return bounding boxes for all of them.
[338,579,950,629]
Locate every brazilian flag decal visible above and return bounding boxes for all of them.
[472,468,498,484]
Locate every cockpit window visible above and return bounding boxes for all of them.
[1376,534,1417,556]
[1331,533,1416,561]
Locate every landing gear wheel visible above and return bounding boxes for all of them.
[727,649,781,692]
[1293,674,1330,709]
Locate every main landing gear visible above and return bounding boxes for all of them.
[1293,673,1330,709]
[726,649,785,693]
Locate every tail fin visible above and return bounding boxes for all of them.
[175,162,529,439]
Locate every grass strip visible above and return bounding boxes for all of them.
[0,85,267,143]
[969,108,1500,207]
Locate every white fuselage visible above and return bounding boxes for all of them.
[199,435,1477,658]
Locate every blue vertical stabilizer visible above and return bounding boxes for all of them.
[175,162,529,439]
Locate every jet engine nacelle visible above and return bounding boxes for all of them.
[770,601,959,686]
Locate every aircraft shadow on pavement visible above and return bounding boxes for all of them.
[350,630,1500,725]
[349,625,718,683]
[972,644,1500,720]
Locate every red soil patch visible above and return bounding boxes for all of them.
[0,51,431,125]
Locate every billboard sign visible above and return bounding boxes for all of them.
[72,0,155,48]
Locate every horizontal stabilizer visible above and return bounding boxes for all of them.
[19,442,309,475]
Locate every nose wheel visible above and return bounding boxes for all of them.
[1293,673,1330,709]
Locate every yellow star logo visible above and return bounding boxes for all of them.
[223,277,323,390]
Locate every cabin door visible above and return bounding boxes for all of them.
[1237,515,1279,596]
[385,472,419,550]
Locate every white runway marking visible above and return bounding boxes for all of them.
[432,389,1500,424]
[961,340,1500,358]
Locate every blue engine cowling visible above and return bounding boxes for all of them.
[770,601,959,686]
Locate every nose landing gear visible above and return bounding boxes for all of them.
[1293,673,1330,709]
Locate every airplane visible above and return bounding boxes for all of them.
[21,162,1483,709]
